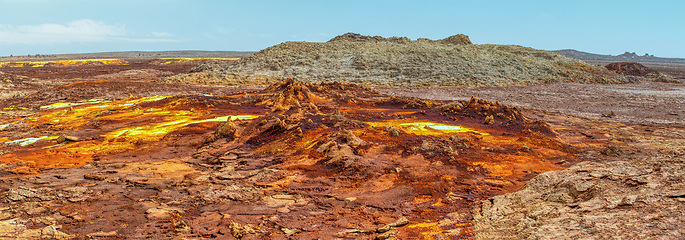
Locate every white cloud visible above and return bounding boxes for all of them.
[0,19,179,44]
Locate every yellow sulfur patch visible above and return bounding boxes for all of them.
[368,121,489,136]
[0,59,127,68]
[23,96,260,154]
[2,106,29,110]
[106,114,259,143]
[408,222,439,229]
[407,221,444,240]
[158,57,239,64]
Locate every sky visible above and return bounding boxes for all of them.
[1,0,684,58]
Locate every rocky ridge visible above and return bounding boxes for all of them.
[160,33,634,87]
[555,49,685,64]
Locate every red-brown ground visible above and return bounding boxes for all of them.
[0,58,195,80]
[0,60,683,239]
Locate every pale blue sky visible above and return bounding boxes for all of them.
[1,0,683,57]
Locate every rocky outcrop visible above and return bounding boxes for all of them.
[554,49,685,63]
[439,34,472,45]
[605,62,657,76]
[328,33,389,43]
[605,62,679,83]
[473,151,685,239]
[160,33,634,87]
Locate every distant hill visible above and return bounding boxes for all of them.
[553,49,685,64]
[0,51,256,61]
[161,33,634,88]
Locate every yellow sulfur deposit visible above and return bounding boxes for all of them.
[0,59,127,68]
[158,57,239,64]
[368,120,489,136]
[106,114,259,142]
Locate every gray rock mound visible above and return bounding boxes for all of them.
[473,151,685,239]
[160,33,634,87]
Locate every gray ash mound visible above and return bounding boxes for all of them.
[161,33,634,87]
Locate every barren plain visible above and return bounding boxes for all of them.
[0,43,684,239]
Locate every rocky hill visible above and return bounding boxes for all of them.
[160,33,633,87]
